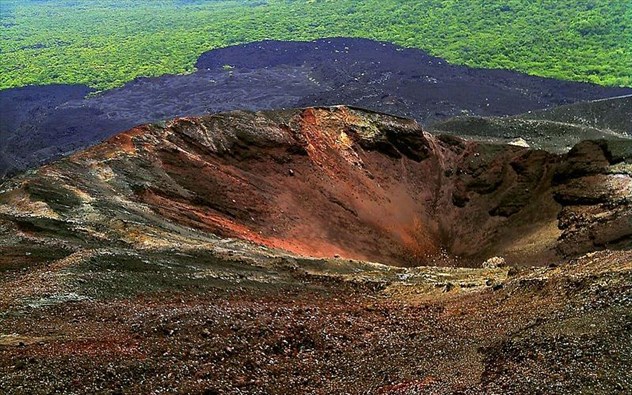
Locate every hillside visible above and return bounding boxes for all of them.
[0,107,630,393]
[520,94,632,134]
[1,0,630,90]
[430,96,632,153]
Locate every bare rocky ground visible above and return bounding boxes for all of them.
[0,244,630,394]
[0,106,630,394]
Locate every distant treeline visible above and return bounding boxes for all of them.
[1,0,630,90]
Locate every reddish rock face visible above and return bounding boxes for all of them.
[0,106,629,266]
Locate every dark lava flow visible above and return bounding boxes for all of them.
[2,38,631,178]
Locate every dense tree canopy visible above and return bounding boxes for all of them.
[1,0,630,90]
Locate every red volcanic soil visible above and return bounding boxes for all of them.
[5,105,628,267]
[1,250,630,394]
[134,107,438,265]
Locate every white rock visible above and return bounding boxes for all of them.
[508,138,530,148]
[482,256,506,269]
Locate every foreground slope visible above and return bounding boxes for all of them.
[0,247,630,394]
[0,107,630,394]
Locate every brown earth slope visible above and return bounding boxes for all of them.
[0,248,629,394]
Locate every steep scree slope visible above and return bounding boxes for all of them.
[0,106,630,266]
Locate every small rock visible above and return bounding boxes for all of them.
[482,256,506,269]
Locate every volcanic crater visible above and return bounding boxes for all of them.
[1,106,629,267]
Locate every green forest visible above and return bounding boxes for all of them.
[1,0,630,90]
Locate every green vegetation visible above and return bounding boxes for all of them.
[1,0,630,90]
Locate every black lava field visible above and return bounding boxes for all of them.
[1,38,630,178]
